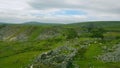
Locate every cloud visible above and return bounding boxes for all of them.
[0,0,120,23]
[28,0,120,14]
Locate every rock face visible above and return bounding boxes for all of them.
[0,26,29,41]
[0,26,20,40]
[97,44,120,62]
[30,46,78,68]
[0,25,62,41]
[37,28,61,40]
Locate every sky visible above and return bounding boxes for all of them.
[0,0,120,24]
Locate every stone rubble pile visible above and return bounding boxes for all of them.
[29,45,78,68]
[97,44,120,62]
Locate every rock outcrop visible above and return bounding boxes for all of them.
[97,44,120,62]
[29,45,78,68]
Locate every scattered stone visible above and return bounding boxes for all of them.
[29,45,78,68]
[97,44,120,62]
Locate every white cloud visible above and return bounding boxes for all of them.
[0,0,120,23]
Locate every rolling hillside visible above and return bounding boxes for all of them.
[0,21,120,68]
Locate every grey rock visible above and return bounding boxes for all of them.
[97,44,120,62]
[29,45,77,68]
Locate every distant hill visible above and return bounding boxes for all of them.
[69,21,120,27]
[22,21,62,26]
[1,21,120,27]
[0,22,9,25]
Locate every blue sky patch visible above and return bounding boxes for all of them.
[53,10,87,15]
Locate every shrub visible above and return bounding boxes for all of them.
[83,23,105,39]
[63,28,78,39]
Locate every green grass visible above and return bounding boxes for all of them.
[0,38,66,68]
[104,32,120,38]
[0,21,120,68]
[85,44,102,59]
[0,51,41,68]
[73,38,120,68]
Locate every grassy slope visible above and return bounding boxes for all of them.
[0,25,61,68]
[0,40,66,68]
[0,21,120,68]
[69,21,120,31]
